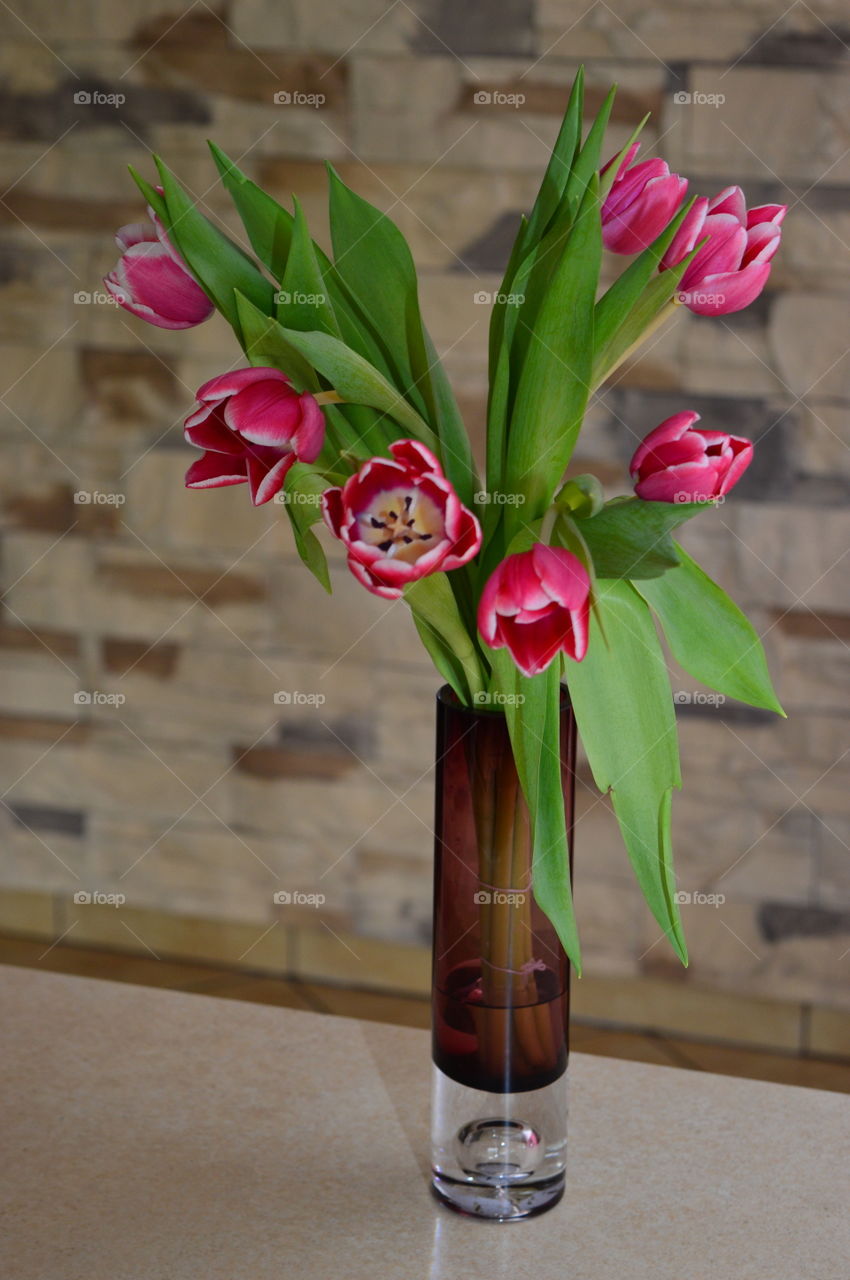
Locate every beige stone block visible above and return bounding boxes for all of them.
[798,402,850,479]
[293,923,430,994]
[667,67,850,185]
[0,887,55,939]
[231,0,418,52]
[770,293,850,402]
[735,502,850,611]
[571,972,801,1050]
[64,901,291,971]
[350,55,464,166]
[0,651,82,719]
[815,815,850,909]
[808,1005,850,1057]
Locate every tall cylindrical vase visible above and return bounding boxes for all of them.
[430,685,576,1220]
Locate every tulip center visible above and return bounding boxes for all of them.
[357,486,444,564]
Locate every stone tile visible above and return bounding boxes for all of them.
[815,815,850,909]
[231,0,420,53]
[808,1005,850,1058]
[292,923,430,993]
[0,888,55,939]
[571,972,801,1050]
[666,67,850,185]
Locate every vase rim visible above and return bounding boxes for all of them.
[435,682,572,717]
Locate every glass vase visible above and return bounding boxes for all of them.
[430,685,576,1220]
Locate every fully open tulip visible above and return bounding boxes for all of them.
[184,368,325,506]
[104,207,214,330]
[478,545,590,677]
[601,143,688,256]
[661,185,786,316]
[321,440,481,600]
[630,411,753,502]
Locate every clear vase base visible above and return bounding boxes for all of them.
[430,1065,568,1221]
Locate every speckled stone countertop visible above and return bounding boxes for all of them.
[2,966,847,1280]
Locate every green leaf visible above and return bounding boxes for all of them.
[235,293,318,390]
[522,67,584,250]
[153,158,276,333]
[404,575,486,704]
[277,197,341,336]
[578,497,711,580]
[208,142,293,280]
[563,84,616,209]
[556,473,604,519]
[422,329,478,509]
[276,327,437,449]
[327,165,433,421]
[502,176,602,532]
[565,579,686,963]
[487,652,581,971]
[634,544,785,715]
[593,197,696,375]
[281,462,332,593]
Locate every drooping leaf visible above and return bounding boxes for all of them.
[487,651,581,971]
[634,544,785,715]
[235,292,317,390]
[577,497,711,579]
[281,462,333,593]
[565,578,686,962]
[404,574,487,706]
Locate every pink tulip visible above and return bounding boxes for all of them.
[478,545,590,677]
[661,185,786,315]
[630,411,753,503]
[184,368,326,506]
[104,206,214,330]
[321,440,481,600]
[601,143,688,256]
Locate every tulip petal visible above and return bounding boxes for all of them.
[682,261,772,315]
[292,392,326,463]
[630,412,700,476]
[196,368,289,403]
[247,452,295,505]
[185,452,248,489]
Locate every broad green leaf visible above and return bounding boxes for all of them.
[522,67,584,250]
[487,651,581,970]
[634,544,785,715]
[502,176,602,533]
[153,158,275,333]
[278,197,341,336]
[565,579,686,963]
[327,165,433,421]
[208,142,293,279]
[404,575,487,704]
[282,462,332,593]
[577,497,710,579]
[276,327,437,449]
[235,293,317,390]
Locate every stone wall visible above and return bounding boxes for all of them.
[1,1,849,1016]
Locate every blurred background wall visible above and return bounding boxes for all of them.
[1,0,848,1041]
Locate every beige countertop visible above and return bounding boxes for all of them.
[1,966,847,1280]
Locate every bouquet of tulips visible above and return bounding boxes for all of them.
[105,68,785,971]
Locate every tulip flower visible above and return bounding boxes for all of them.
[601,143,688,256]
[630,411,753,503]
[478,545,590,677]
[184,368,326,505]
[661,185,786,316]
[321,440,481,600]
[104,206,214,330]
